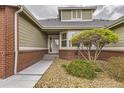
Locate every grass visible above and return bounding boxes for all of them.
[34,58,124,88]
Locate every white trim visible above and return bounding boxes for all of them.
[102,47,124,51]
[42,26,97,30]
[106,20,124,29]
[60,31,68,48]
[71,10,82,21]
[67,31,70,48]
[60,47,124,51]
[48,35,59,53]
[19,47,48,51]
[14,7,23,74]
[48,35,50,53]
[59,32,61,49]
[22,6,43,29]
[61,20,93,22]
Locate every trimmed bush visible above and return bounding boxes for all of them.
[63,60,97,80]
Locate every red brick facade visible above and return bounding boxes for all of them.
[59,50,124,60]
[0,6,48,79]
[18,50,48,72]
[0,6,16,78]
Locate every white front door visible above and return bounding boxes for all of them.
[48,35,59,53]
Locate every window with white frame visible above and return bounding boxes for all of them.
[68,31,80,47]
[72,10,82,20]
[61,32,67,47]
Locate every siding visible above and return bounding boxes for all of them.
[19,14,47,48]
[108,23,124,47]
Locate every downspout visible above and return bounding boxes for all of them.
[14,6,23,74]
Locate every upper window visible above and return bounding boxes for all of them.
[61,10,71,20]
[60,9,93,21]
[72,10,82,20]
[82,10,92,20]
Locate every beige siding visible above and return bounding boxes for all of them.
[107,24,124,47]
[82,10,92,20]
[19,14,47,48]
[61,10,71,20]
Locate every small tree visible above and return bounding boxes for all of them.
[71,28,119,62]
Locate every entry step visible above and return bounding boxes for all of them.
[43,54,59,60]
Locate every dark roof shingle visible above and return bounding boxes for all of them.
[39,18,114,29]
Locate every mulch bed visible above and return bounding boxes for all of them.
[34,58,124,88]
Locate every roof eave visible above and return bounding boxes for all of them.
[105,17,124,29]
[42,26,102,30]
[21,6,43,29]
[58,6,97,10]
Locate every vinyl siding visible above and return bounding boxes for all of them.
[107,23,124,47]
[19,14,47,48]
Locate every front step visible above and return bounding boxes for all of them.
[43,54,59,60]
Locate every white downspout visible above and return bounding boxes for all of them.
[14,6,23,74]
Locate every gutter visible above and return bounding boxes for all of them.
[14,6,23,74]
[41,26,102,30]
[105,20,124,29]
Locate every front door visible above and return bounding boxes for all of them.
[48,35,59,53]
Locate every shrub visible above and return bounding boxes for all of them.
[93,65,103,72]
[62,60,97,80]
[61,64,67,68]
[104,57,124,82]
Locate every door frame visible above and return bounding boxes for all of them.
[48,35,59,54]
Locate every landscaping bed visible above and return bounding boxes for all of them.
[34,58,124,88]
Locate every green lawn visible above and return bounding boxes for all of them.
[34,58,124,88]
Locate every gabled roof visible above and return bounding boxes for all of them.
[20,5,43,29]
[7,5,123,30]
[8,5,43,30]
[39,18,114,29]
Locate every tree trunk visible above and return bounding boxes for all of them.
[79,50,88,61]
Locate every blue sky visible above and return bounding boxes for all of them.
[26,5,124,20]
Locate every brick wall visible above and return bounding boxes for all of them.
[59,50,124,60]
[0,6,49,79]
[0,6,16,78]
[18,50,48,72]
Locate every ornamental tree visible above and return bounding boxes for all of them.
[71,28,119,62]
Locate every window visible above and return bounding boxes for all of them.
[82,10,92,20]
[77,10,82,18]
[71,33,79,47]
[61,32,67,47]
[68,31,80,47]
[73,10,77,18]
[72,10,82,20]
[61,10,71,20]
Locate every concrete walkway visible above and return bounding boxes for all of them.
[0,55,56,88]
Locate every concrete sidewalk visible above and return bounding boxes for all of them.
[0,60,53,88]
